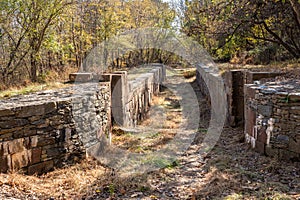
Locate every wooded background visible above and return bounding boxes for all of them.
[0,0,299,88]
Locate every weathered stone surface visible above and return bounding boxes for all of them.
[0,109,15,117]
[0,66,164,174]
[289,93,300,102]
[17,104,45,118]
[30,148,41,164]
[8,138,26,154]
[257,105,273,117]
[0,119,28,129]
[0,142,9,156]
[276,134,289,143]
[245,107,256,137]
[247,72,283,83]
[245,80,300,161]
[0,155,10,172]
[27,160,54,175]
[11,150,30,169]
[30,136,39,148]
[37,137,56,147]
[46,147,63,157]
[0,127,22,135]
[257,128,267,143]
[44,102,57,114]
[69,73,93,82]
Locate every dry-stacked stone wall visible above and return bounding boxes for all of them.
[244,80,300,161]
[0,82,111,174]
[0,65,166,174]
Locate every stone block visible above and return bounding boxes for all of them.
[30,148,42,164]
[0,127,21,135]
[23,128,37,137]
[17,104,45,118]
[0,119,28,129]
[69,73,93,82]
[28,115,42,122]
[44,102,57,114]
[27,160,54,175]
[257,127,267,143]
[46,147,63,158]
[49,115,64,126]
[23,137,30,149]
[0,155,10,172]
[30,136,39,148]
[8,138,26,154]
[251,72,282,81]
[37,137,56,147]
[11,150,30,169]
[0,109,15,117]
[245,85,256,99]
[0,142,9,156]
[245,107,256,137]
[0,132,13,141]
[276,134,289,143]
[289,93,300,102]
[257,104,273,117]
[290,109,300,115]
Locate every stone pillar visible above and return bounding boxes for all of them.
[110,71,129,127]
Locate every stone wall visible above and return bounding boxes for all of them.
[126,65,165,127]
[0,82,111,174]
[195,64,227,130]
[197,70,284,127]
[244,80,300,161]
[109,64,166,128]
[0,64,166,174]
[196,69,244,126]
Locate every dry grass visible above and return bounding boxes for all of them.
[0,82,71,99]
[194,127,300,200]
[0,158,107,199]
[1,66,299,199]
[217,59,300,72]
[0,66,77,99]
[182,69,197,79]
[0,158,154,199]
[112,87,183,154]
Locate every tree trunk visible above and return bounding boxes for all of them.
[289,0,300,26]
[30,53,38,82]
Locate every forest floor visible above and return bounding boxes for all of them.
[0,68,299,200]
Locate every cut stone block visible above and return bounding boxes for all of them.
[27,160,54,175]
[11,150,30,169]
[69,73,93,82]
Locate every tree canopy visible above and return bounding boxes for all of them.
[182,0,300,63]
[0,0,174,86]
[0,0,299,88]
